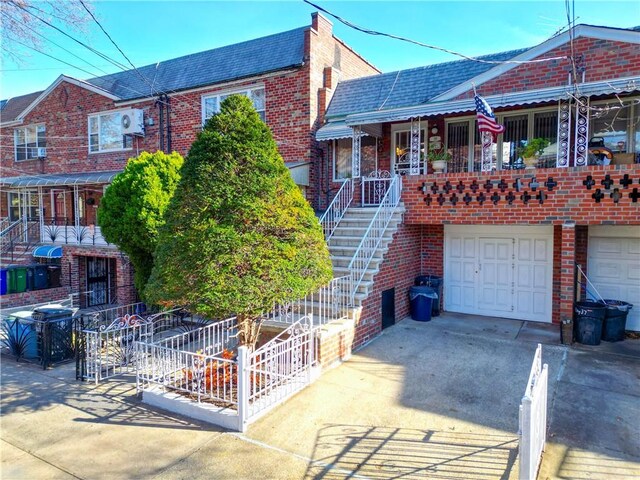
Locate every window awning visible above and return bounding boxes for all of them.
[0,170,123,188]
[343,76,640,126]
[286,161,311,186]
[315,121,382,141]
[33,245,62,259]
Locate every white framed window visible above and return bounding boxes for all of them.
[445,106,557,172]
[14,124,46,161]
[88,111,133,153]
[202,86,266,124]
[391,123,426,175]
[590,97,639,154]
[332,136,377,181]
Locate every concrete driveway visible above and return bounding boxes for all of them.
[2,314,639,479]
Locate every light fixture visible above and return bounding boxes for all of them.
[431,127,439,134]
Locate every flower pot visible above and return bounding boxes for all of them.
[431,160,446,173]
[523,156,538,169]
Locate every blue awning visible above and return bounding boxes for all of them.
[33,245,62,259]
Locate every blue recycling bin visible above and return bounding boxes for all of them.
[0,268,7,295]
[409,286,437,322]
[3,315,38,359]
[415,275,443,316]
[28,264,49,290]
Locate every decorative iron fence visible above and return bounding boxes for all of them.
[40,217,110,246]
[361,170,392,206]
[136,317,240,406]
[1,313,77,369]
[245,317,314,422]
[348,174,402,302]
[319,178,353,240]
[135,316,315,432]
[263,275,351,326]
[519,343,548,480]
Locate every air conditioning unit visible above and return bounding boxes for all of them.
[121,109,144,136]
[36,147,47,158]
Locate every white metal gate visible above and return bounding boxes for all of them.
[519,343,548,480]
[84,314,153,384]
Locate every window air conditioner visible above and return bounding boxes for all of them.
[37,147,47,158]
[121,109,145,136]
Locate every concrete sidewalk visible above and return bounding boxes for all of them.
[1,314,639,479]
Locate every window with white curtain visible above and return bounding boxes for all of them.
[202,86,266,124]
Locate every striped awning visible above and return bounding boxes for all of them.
[0,170,122,188]
[315,121,354,141]
[33,245,62,259]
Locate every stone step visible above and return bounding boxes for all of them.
[331,254,383,269]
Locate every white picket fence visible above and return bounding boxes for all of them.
[519,344,548,480]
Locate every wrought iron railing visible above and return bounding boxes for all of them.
[361,170,392,206]
[1,219,40,262]
[136,317,239,406]
[319,178,353,240]
[247,317,314,420]
[40,216,110,246]
[347,175,402,302]
[262,275,351,326]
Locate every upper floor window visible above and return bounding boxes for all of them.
[202,87,266,124]
[15,124,46,161]
[591,99,640,154]
[88,111,133,153]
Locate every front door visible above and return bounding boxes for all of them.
[86,257,111,307]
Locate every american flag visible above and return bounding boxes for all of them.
[475,94,505,135]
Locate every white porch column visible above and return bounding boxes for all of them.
[409,118,421,175]
[21,191,28,242]
[38,186,44,243]
[73,185,80,245]
[556,98,571,167]
[481,131,493,172]
[573,96,590,167]
[352,126,361,178]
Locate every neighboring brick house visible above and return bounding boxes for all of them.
[0,12,378,308]
[315,24,640,349]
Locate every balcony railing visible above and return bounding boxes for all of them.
[40,217,110,247]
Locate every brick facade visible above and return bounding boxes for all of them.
[0,13,377,308]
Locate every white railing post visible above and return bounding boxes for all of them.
[237,345,250,433]
[319,177,354,240]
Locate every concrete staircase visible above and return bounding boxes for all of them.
[328,204,405,306]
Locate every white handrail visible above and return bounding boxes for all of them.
[319,178,354,240]
[347,175,402,302]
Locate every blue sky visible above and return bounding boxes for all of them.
[2,0,639,99]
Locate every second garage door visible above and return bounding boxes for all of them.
[444,226,553,323]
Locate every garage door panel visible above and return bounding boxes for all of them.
[445,227,552,323]
[589,236,640,332]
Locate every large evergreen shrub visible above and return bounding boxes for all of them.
[146,95,332,347]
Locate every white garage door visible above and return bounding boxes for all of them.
[444,226,553,323]
[588,227,640,332]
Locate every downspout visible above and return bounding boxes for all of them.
[156,96,164,152]
[165,94,172,152]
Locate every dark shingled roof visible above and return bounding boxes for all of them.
[326,48,529,119]
[0,91,43,123]
[87,27,307,101]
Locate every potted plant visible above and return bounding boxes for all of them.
[428,149,451,174]
[518,138,550,169]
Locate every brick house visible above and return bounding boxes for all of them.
[314,24,640,349]
[0,12,378,308]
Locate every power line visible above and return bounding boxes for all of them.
[303,0,570,66]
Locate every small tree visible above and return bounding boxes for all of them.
[146,95,332,348]
[98,151,184,294]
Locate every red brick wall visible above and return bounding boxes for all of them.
[1,286,71,309]
[402,165,640,226]
[421,224,444,276]
[455,36,640,100]
[354,223,423,348]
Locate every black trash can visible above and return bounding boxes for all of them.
[599,300,633,342]
[47,266,62,288]
[409,286,437,322]
[574,301,607,345]
[415,275,443,316]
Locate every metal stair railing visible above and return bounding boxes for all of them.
[319,178,353,241]
[347,175,402,302]
[1,219,40,262]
